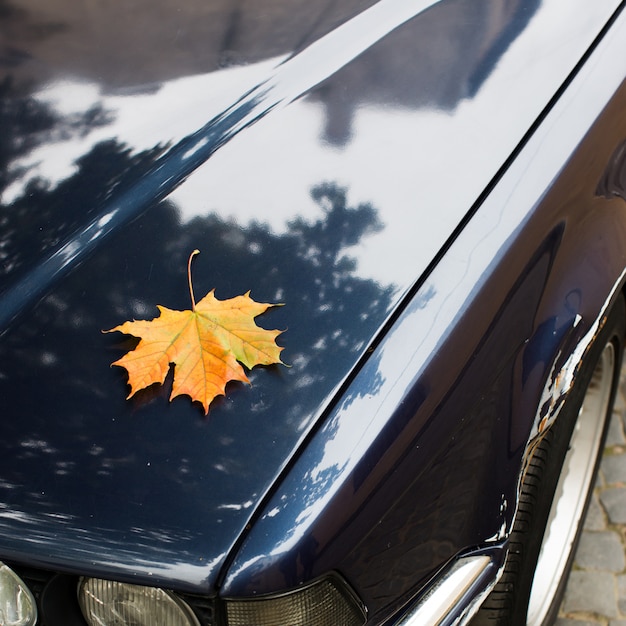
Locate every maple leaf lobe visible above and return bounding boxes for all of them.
[105,291,284,414]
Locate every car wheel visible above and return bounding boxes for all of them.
[471,295,625,626]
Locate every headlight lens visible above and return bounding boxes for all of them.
[225,575,366,626]
[0,562,37,626]
[78,578,200,626]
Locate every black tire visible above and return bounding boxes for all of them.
[472,295,625,626]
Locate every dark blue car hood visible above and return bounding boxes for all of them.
[0,0,619,595]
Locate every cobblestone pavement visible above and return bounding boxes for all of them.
[555,364,626,625]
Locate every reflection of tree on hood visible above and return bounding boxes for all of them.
[0,78,118,283]
[0,75,394,540]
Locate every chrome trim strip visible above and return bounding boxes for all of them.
[396,556,491,626]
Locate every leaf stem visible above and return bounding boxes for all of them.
[188,249,200,311]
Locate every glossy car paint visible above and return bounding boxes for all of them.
[1,0,626,623]
[223,9,626,620]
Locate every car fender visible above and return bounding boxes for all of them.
[220,5,626,623]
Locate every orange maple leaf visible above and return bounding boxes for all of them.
[105,250,285,414]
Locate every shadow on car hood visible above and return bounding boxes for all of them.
[0,0,619,594]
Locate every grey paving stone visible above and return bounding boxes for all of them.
[555,620,601,626]
[600,487,626,524]
[584,492,607,531]
[609,621,626,626]
[574,531,625,572]
[619,574,626,615]
[562,570,618,617]
[602,452,626,485]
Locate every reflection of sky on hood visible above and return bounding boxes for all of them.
[1,56,286,201]
[3,0,617,289]
[0,501,223,589]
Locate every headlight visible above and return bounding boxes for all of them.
[225,575,366,626]
[0,561,37,626]
[78,578,200,626]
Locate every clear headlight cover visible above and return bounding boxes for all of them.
[0,562,37,626]
[78,578,200,626]
[225,575,366,626]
